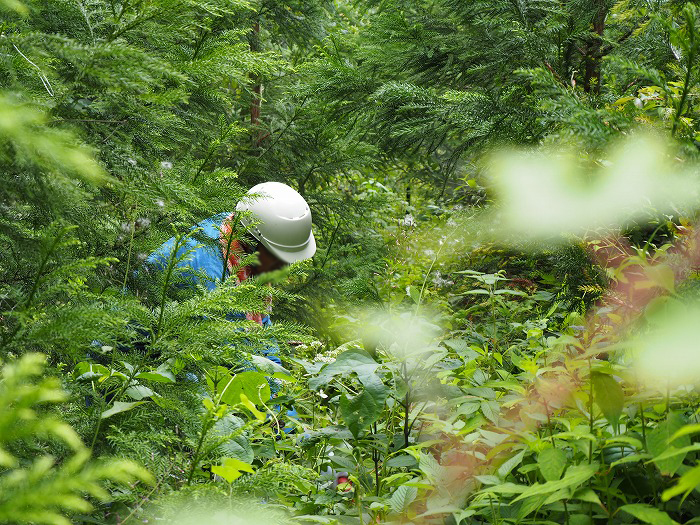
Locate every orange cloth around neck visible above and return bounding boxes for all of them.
[218,212,264,325]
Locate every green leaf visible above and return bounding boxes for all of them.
[572,488,604,509]
[479,482,528,495]
[591,371,624,433]
[452,509,476,523]
[125,384,154,400]
[457,400,481,416]
[497,449,525,479]
[387,455,418,468]
[308,426,354,441]
[493,289,527,296]
[644,264,676,293]
[239,393,266,421]
[247,354,290,375]
[442,339,469,353]
[211,457,254,483]
[650,443,700,464]
[614,96,636,106]
[406,285,421,304]
[648,412,690,476]
[511,463,599,505]
[480,400,499,424]
[389,485,417,514]
[0,0,28,15]
[101,401,146,419]
[213,415,253,463]
[610,453,651,468]
[222,434,253,463]
[516,494,549,521]
[569,514,594,525]
[604,436,643,449]
[136,367,175,383]
[461,289,490,295]
[339,373,388,438]
[202,398,215,412]
[662,463,700,501]
[74,362,109,381]
[543,487,570,505]
[309,348,380,390]
[221,371,271,406]
[538,448,567,481]
[419,453,444,483]
[206,366,234,397]
[475,475,501,485]
[669,423,700,442]
[619,503,678,525]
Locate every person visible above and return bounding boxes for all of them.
[146,181,315,368]
[147,181,316,325]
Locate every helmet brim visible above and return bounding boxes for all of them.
[263,231,317,264]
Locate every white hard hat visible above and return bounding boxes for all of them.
[235,182,316,264]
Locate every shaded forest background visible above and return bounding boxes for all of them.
[1,0,700,523]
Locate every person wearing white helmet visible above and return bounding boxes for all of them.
[148,181,315,296]
[145,182,315,431]
[146,180,315,335]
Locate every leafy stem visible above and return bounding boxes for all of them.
[122,204,138,292]
[187,410,216,485]
[1,224,75,350]
[154,231,193,342]
[671,12,697,136]
[90,362,143,449]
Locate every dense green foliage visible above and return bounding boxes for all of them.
[2,0,700,523]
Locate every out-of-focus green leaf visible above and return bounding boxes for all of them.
[648,412,690,476]
[538,447,567,481]
[388,485,417,514]
[591,371,624,433]
[0,96,109,184]
[101,401,147,419]
[619,503,678,525]
[511,463,599,505]
[0,0,28,14]
[662,463,700,501]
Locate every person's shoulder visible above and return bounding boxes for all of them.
[197,212,233,239]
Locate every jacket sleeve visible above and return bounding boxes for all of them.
[145,216,227,291]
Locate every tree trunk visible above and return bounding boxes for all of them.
[584,0,607,94]
[249,21,263,145]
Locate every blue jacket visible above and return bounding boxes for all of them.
[146,213,275,348]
